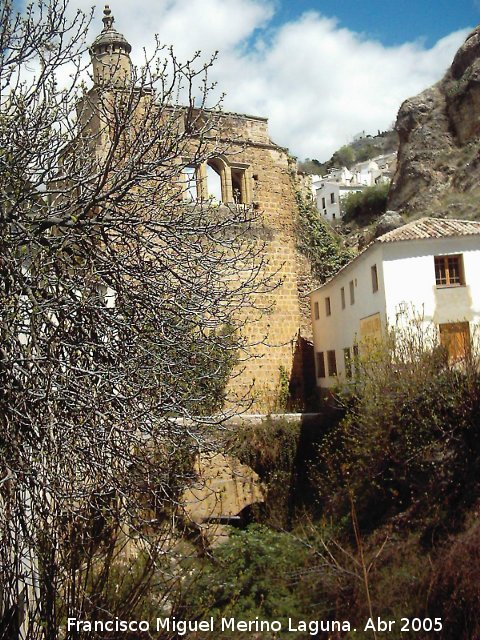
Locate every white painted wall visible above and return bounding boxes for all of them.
[383,236,480,329]
[310,244,386,387]
[315,182,341,221]
[310,235,480,389]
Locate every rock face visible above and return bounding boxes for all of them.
[374,211,404,237]
[389,26,480,216]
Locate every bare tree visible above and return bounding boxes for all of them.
[0,1,271,637]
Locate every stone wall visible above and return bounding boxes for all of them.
[201,112,314,411]
[80,89,314,412]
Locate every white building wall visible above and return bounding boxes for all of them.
[315,182,341,221]
[311,244,386,387]
[382,236,480,329]
[311,235,480,390]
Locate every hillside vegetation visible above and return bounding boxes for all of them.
[180,327,480,639]
[299,129,397,175]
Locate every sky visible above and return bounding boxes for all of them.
[12,0,480,160]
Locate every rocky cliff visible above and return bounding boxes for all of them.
[389,25,480,216]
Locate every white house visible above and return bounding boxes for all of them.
[310,218,480,389]
[311,153,396,222]
[313,179,363,222]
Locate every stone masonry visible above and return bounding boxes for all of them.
[84,6,314,412]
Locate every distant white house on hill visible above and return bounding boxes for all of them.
[310,218,480,389]
[311,152,396,222]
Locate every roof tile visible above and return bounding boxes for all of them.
[376,217,480,242]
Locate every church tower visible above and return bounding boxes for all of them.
[81,7,314,412]
[89,5,132,87]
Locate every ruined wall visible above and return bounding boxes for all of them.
[80,91,313,412]
[209,113,313,411]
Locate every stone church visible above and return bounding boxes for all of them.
[84,5,314,411]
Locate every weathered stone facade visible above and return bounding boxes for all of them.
[201,112,313,410]
[84,7,313,412]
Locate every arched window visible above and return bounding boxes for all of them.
[206,161,223,203]
[184,158,251,204]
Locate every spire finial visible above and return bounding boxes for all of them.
[102,5,114,31]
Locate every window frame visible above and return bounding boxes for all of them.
[327,350,337,376]
[349,280,355,305]
[316,352,326,378]
[183,165,200,201]
[439,321,471,362]
[434,254,464,288]
[314,301,319,320]
[341,286,345,310]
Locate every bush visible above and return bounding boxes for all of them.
[429,517,480,639]
[180,525,311,638]
[342,182,390,223]
[314,323,480,533]
[229,417,302,526]
[294,187,352,284]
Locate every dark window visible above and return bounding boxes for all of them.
[343,347,352,378]
[314,301,319,320]
[371,264,379,293]
[321,197,326,208]
[349,280,355,305]
[316,352,326,378]
[341,286,345,309]
[231,167,248,204]
[330,192,335,204]
[327,350,337,376]
[434,255,464,287]
[325,297,331,316]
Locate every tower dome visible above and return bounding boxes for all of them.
[90,5,132,87]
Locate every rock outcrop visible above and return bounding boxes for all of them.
[374,210,405,237]
[389,26,480,216]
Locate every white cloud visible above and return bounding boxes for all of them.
[18,0,471,160]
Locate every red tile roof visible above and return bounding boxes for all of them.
[310,217,480,293]
[377,217,480,243]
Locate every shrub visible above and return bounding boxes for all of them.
[294,187,352,284]
[314,322,480,533]
[180,525,311,638]
[428,517,480,639]
[229,417,302,526]
[342,182,390,223]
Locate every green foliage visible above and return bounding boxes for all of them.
[294,187,352,284]
[275,365,290,411]
[341,182,390,222]
[230,417,301,526]
[180,326,480,639]
[138,319,238,416]
[297,157,323,174]
[305,129,397,175]
[331,144,356,168]
[314,325,480,533]
[180,525,311,638]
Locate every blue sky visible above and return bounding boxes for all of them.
[270,0,479,47]
[11,0,480,159]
